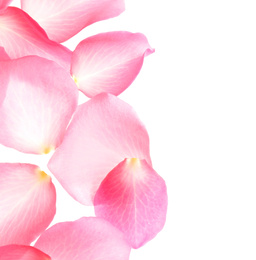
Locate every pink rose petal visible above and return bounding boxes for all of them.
[0,7,71,70]
[0,56,78,154]
[0,0,12,12]
[0,245,51,260]
[35,217,131,260]
[0,163,56,246]
[21,0,125,43]
[71,31,154,97]
[94,158,168,249]
[48,93,151,205]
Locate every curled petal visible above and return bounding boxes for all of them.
[0,7,71,70]
[48,93,151,205]
[0,56,78,154]
[35,217,131,260]
[0,163,56,246]
[21,0,125,43]
[0,245,51,260]
[94,158,168,249]
[0,0,12,12]
[71,31,154,97]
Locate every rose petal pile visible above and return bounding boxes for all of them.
[0,0,168,259]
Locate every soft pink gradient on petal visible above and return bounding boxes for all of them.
[0,7,71,70]
[0,163,56,246]
[0,46,10,60]
[71,31,154,97]
[35,217,131,260]
[0,0,12,12]
[94,158,168,249]
[0,56,78,154]
[21,0,125,43]
[48,93,151,205]
[0,245,51,260]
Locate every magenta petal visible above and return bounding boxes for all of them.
[0,7,71,70]
[0,56,78,154]
[21,0,125,43]
[48,93,151,205]
[94,158,168,249]
[0,163,56,246]
[0,0,12,11]
[35,217,131,260]
[0,245,51,260]
[71,31,154,97]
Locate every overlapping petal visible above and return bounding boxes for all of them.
[0,163,56,246]
[0,0,12,12]
[0,245,51,260]
[71,31,154,97]
[94,158,168,248]
[48,93,151,205]
[0,56,78,154]
[0,7,71,70]
[0,46,10,60]
[35,217,131,260]
[21,0,125,43]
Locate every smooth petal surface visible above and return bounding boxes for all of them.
[0,163,56,246]
[35,217,131,260]
[21,0,125,43]
[0,245,51,260]
[0,7,71,70]
[0,56,78,154]
[0,46,10,60]
[48,93,151,205]
[0,0,12,12]
[94,158,168,249]
[71,31,154,97]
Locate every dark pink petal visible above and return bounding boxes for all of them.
[71,31,154,97]
[21,0,125,43]
[0,245,51,260]
[0,7,71,70]
[0,163,56,246]
[35,217,131,260]
[94,158,168,249]
[48,93,151,205]
[0,56,78,154]
[0,0,12,12]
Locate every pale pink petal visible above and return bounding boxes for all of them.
[71,31,154,97]
[21,0,125,43]
[0,245,51,260]
[0,56,78,154]
[0,46,10,60]
[48,93,151,205]
[0,163,56,246]
[0,7,71,70]
[0,0,12,12]
[94,158,168,249]
[35,217,131,260]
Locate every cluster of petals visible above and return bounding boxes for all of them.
[0,0,168,259]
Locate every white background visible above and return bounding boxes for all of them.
[1,0,256,259]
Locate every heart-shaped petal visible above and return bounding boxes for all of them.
[48,93,151,205]
[0,7,71,70]
[94,158,168,248]
[71,31,154,97]
[0,56,78,154]
[21,0,125,43]
[0,163,56,246]
[0,245,51,260]
[35,217,131,260]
